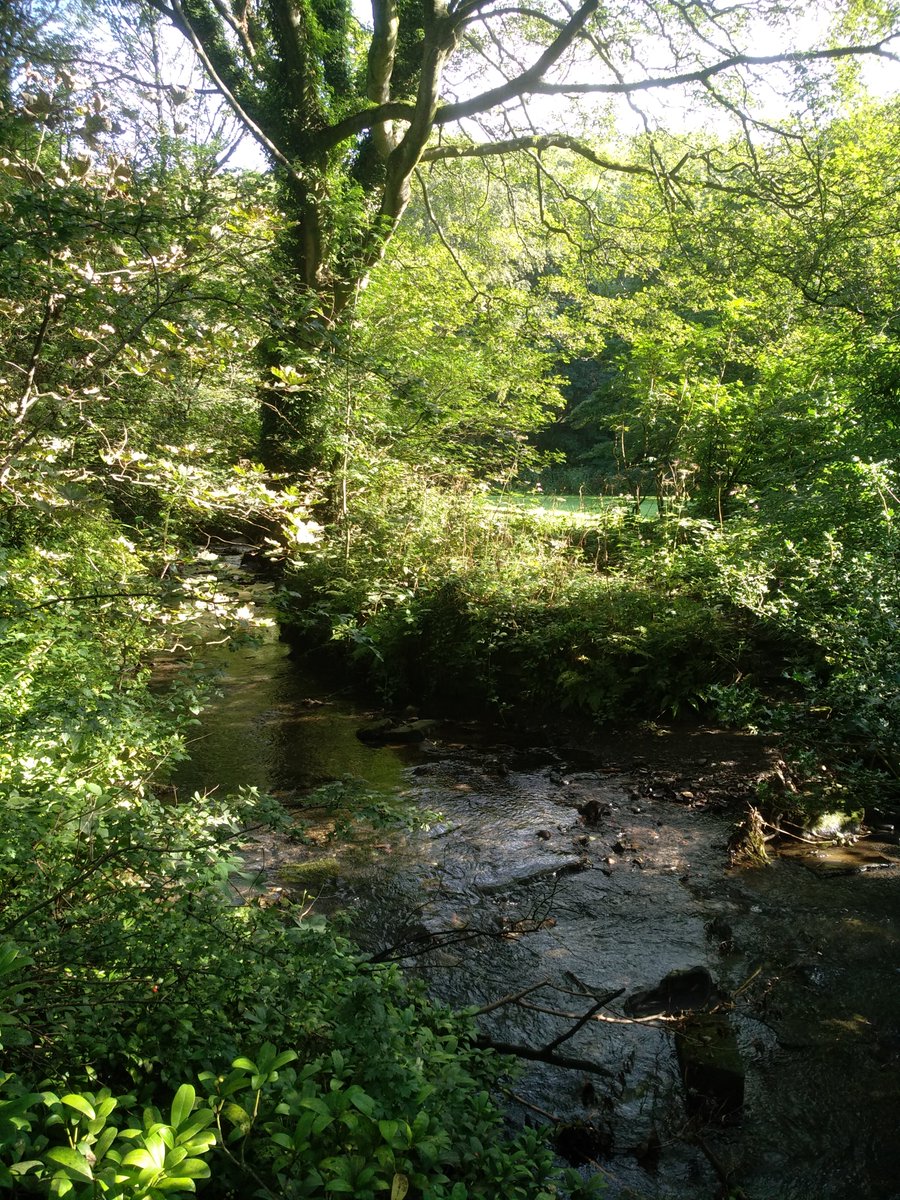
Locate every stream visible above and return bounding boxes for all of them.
[174,573,900,1200]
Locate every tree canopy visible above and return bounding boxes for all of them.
[141,0,900,317]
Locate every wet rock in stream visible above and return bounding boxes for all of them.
[675,1012,745,1124]
[554,1118,615,1164]
[356,716,438,745]
[624,965,723,1017]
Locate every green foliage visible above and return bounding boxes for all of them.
[0,19,601,1199]
[0,1075,216,1198]
[0,515,599,1198]
[199,1037,572,1200]
[0,439,593,1200]
[4,10,900,1199]
[281,471,746,719]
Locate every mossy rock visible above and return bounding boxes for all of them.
[805,808,864,838]
[276,856,341,888]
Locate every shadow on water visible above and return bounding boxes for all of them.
[175,612,900,1200]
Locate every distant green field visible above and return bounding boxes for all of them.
[489,492,660,518]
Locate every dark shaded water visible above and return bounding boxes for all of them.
[176,625,900,1200]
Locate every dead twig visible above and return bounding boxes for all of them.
[467,977,552,1015]
[520,999,680,1026]
[761,819,837,845]
[545,988,625,1052]
[473,1036,614,1078]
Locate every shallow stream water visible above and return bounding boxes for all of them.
[174,612,900,1200]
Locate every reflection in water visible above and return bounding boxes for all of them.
[174,630,419,799]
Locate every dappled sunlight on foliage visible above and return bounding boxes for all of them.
[1,0,900,1192]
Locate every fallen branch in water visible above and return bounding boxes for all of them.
[732,965,763,998]
[545,988,625,1052]
[367,924,497,962]
[508,1091,560,1122]
[520,999,680,1025]
[467,978,552,1015]
[761,820,837,845]
[473,1036,614,1077]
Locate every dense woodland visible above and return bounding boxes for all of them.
[1,0,899,1194]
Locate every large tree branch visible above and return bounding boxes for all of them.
[335,0,460,305]
[435,35,900,124]
[460,5,567,32]
[421,132,653,175]
[315,100,417,150]
[379,0,458,209]
[208,0,256,61]
[421,133,836,215]
[441,0,601,116]
[367,0,402,156]
[268,0,322,129]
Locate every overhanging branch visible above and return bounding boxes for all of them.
[414,167,486,299]
[317,100,417,150]
[436,0,600,123]
[435,35,900,124]
[422,134,653,177]
[421,133,832,213]
[152,0,306,184]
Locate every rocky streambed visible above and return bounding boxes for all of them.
[175,609,900,1200]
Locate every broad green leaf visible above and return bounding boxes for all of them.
[391,1173,410,1200]
[222,1102,251,1135]
[272,1049,298,1070]
[60,1094,95,1120]
[45,1147,93,1181]
[347,1088,375,1117]
[176,1110,214,1139]
[170,1084,195,1130]
[170,1157,211,1179]
[93,1125,118,1162]
[121,1148,157,1170]
[256,1043,276,1073]
[143,1131,168,1167]
[0,945,23,977]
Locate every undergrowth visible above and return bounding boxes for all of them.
[281,467,900,818]
[0,459,602,1200]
